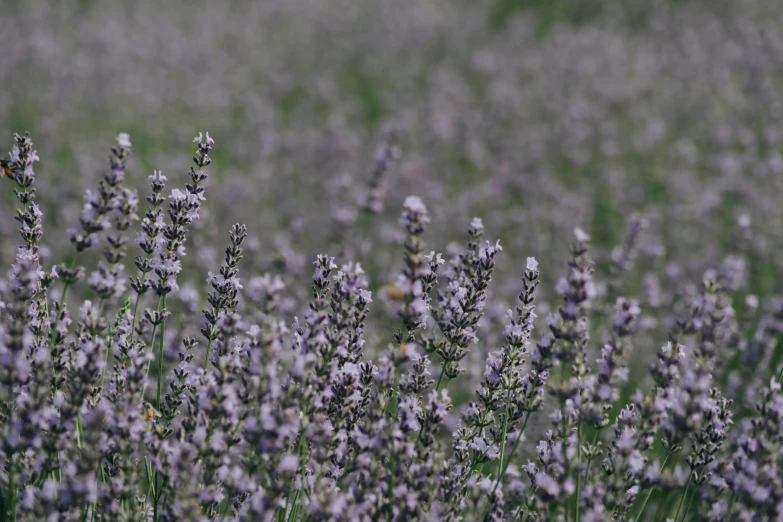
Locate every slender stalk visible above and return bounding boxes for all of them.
[674,474,692,522]
[575,422,582,522]
[8,454,16,522]
[75,415,84,449]
[581,429,601,490]
[281,429,306,522]
[511,485,534,522]
[484,407,530,520]
[435,363,447,391]
[458,413,490,489]
[415,363,449,445]
[558,363,570,522]
[727,492,738,512]
[153,477,159,522]
[99,347,111,391]
[682,484,698,522]
[491,389,512,495]
[89,461,105,522]
[511,501,525,522]
[386,450,396,521]
[37,299,50,348]
[145,458,155,497]
[146,293,165,521]
[156,295,168,410]
[636,452,671,521]
[497,414,530,480]
[285,489,301,522]
[128,276,146,344]
[48,280,71,347]
[142,295,164,396]
[204,337,213,370]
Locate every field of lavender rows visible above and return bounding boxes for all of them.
[2,1,783,521]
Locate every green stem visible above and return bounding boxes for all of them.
[386,450,396,522]
[285,488,301,522]
[435,363,447,391]
[204,337,213,370]
[682,484,698,522]
[37,298,50,348]
[459,409,492,489]
[128,277,146,344]
[142,295,164,397]
[145,457,155,497]
[8,453,17,522]
[674,474,692,522]
[139,293,166,522]
[281,429,306,522]
[511,502,525,522]
[511,485,534,522]
[492,389,512,495]
[153,474,159,522]
[89,461,104,522]
[156,294,168,411]
[381,392,395,419]
[96,298,113,390]
[484,411,531,521]
[636,452,671,521]
[459,456,480,488]
[48,281,71,347]
[727,492,738,512]
[575,422,582,522]
[498,414,530,480]
[581,429,600,489]
[415,363,449,445]
[75,415,84,449]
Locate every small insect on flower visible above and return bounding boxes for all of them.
[0,159,12,179]
[380,283,404,302]
[144,401,162,422]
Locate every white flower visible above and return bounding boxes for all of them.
[29,203,43,219]
[79,300,94,320]
[358,289,373,303]
[526,256,538,272]
[574,228,590,242]
[403,195,427,214]
[522,461,537,475]
[193,131,214,145]
[425,251,445,265]
[169,188,188,201]
[117,133,132,148]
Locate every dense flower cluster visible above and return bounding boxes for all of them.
[3,131,783,521]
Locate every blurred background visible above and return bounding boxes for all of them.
[2,0,782,399]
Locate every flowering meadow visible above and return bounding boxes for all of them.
[3,1,783,521]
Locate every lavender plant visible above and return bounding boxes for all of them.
[3,130,783,522]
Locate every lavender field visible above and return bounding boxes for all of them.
[2,0,783,520]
